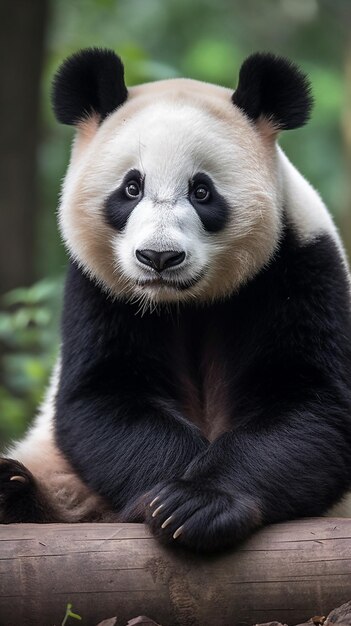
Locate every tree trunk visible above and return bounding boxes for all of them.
[0,0,48,295]
[0,518,351,626]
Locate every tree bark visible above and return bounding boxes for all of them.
[0,0,48,295]
[0,519,351,626]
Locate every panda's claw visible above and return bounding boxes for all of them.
[161,515,173,529]
[149,496,160,508]
[10,475,27,483]
[173,526,184,540]
[151,503,164,517]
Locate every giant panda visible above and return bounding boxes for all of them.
[1,48,351,552]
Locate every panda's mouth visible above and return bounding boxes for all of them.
[136,274,202,291]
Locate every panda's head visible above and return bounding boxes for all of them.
[53,49,312,306]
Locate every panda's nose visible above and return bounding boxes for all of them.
[136,249,185,272]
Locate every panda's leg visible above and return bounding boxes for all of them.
[1,360,115,524]
[0,457,59,523]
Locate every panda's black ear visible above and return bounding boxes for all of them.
[52,48,128,126]
[232,53,313,131]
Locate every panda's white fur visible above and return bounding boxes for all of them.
[5,359,113,521]
[58,79,347,311]
[59,80,281,306]
[5,67,351,523]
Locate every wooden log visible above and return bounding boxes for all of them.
[0,518,351,626]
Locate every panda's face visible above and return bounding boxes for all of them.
[59,79,281,305]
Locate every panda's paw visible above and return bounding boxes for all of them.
[0,458,38,523]
[146,479,260,552]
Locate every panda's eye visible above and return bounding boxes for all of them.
[194,184,210,202]
[125,181,141,199]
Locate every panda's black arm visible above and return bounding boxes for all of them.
[148,231,351,551]
[147,373,351,552]
[147,379,351,551]
[55,263,207,515]
[56,390,207,516]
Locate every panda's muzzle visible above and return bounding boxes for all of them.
[137,274,201,291]
[135,249,186,272]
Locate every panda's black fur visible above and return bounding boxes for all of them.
[232,52,313,129]
[1,49,351,553]
[52,47,128,124]
[55,227,351,551]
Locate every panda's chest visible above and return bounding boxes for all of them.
[170,321,232,442]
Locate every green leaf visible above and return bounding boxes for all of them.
[61,603,82,626]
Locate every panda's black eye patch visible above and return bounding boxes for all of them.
[104,169,144,231]
[189,173,229,233]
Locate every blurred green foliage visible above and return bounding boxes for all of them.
[1,0,350,446]
[0,278,62,447]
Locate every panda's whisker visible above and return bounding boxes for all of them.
[137,134,146,178]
